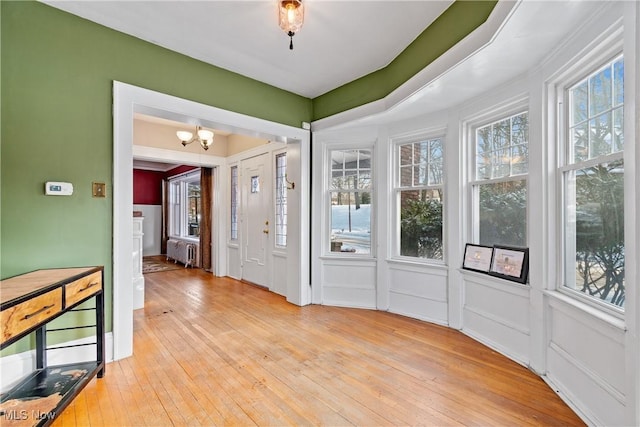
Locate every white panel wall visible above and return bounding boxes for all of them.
[462,273,530,365]
[227,244,241,279]
[546,296,627,426]
[133,204,162,256]
[388,263,448,325]
[271,251,288,297]
[321,259,377,308]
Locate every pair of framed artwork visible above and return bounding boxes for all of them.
[462,243,529,284]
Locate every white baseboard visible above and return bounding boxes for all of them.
[1,332,113,393]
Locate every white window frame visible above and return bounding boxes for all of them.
[274,151,287,248]
[391,131,446,264]
[230,164,239,241]
[467,100,530,248]
[553,36,625,315]
[168,169,201,242]
[324,142,375,257]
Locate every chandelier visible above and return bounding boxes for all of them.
[176,126,214,151]
[278,0,304,50]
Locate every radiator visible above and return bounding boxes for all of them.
[166,239,197,268]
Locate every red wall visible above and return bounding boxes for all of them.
[133,169,164,205]
[166,165,198,177]
[133,165,199,205]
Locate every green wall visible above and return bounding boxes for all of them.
[0,1,312,350]
[0,0,495,354]
[312,0,497,120]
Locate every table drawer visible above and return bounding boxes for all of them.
[1,288,62,344]
[65,271,102,307]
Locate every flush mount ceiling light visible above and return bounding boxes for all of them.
[278,0,304,50]
[176,125,214,150]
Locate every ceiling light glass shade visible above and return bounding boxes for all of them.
[279,0,304,33]
[176,126,214,150]
[198,129,214,141]
[176,131,193,142]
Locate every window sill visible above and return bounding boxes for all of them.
[387,257,447,271]
[544,289,626,331]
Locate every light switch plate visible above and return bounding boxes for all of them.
[92,182,106,198]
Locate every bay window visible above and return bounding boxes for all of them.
[169,170,201,239]
[561,55,625,309]
[471,111,529,248]
[329,149,372,255]
[396,137,444,260]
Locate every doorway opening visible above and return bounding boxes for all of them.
[113,81,310,361]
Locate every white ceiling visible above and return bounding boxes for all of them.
[42,0,453,98]
[43,0,605,130]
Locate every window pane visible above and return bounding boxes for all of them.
[476,155,491,180]
[571,122,589,163]
[613,58,624,106]
[331,151,344,170]
[230,166,238,240]
[400,165,412,186]
[478,180,527,247]
[400,189,443,259]
[571,81,588,126]
[613,107,624,152]
[413,165,427,186]
[330,149,373,192]
[475,112,528,180]
[492,149,510,178]
[564,160,625,308]
[170,181,181,236]
[358,150,372,169]
[428,161,443,185]
[589,66,612,116]
[429,139,443,163]
[357,172,372,190]
[187,181,200,237]
[330,191,371,254]
[493,119,510,150]
[275,153,287,247]
[400,144,413,166]
[589,112,612,158]
[569,58,624,163]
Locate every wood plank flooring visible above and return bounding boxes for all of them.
[53,268,584,426]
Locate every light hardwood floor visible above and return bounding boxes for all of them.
[54,268,584,426]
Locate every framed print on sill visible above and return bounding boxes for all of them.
[489,245,529,284]
[462,244,494,273]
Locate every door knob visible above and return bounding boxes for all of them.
[263,229,269,234]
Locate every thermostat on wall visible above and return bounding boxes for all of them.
[45,181,73,196]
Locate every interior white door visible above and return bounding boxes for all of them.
[241,154,271,287]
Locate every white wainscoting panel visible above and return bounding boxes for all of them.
[227,244,241,279]
[321,258,376,308]
[462,273,531,365]
[271,252,288,297]
[133,204,162,256]
[546,295,626,426]
[388,264,448,325]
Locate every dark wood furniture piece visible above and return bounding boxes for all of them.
[0,267,105,426]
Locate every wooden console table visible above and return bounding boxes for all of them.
[0,267,105,426]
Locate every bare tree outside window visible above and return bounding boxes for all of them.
[473,111,529,249]
[564,56,625,308]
